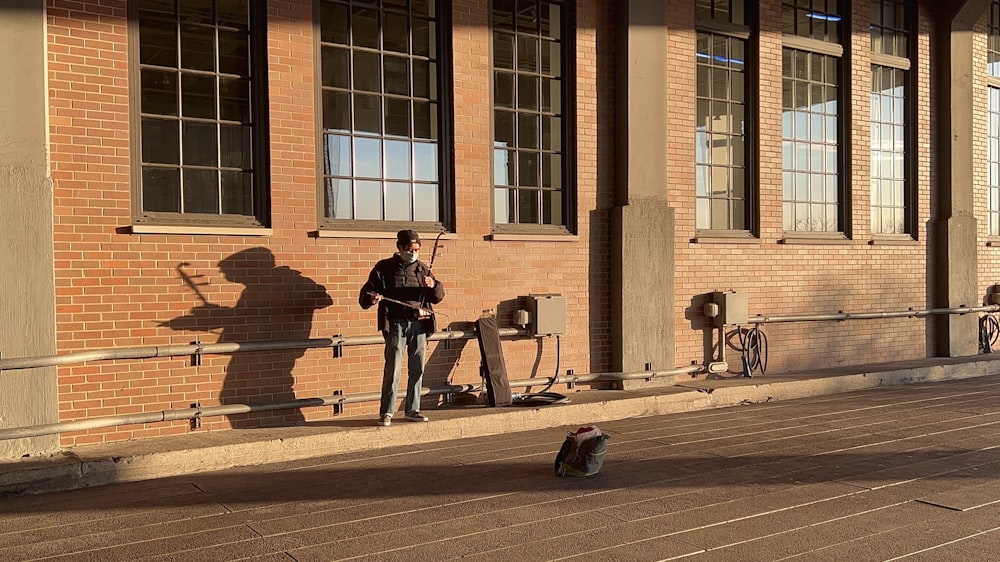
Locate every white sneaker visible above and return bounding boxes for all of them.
[377,415,392,427]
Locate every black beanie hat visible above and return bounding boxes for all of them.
[396,229,421,247]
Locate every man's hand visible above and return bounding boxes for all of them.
[423,275,435,288]
[368,292,383,304]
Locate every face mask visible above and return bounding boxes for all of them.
[400,251,418,264]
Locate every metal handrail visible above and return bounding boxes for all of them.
[0,365,705,440]
[0,328,526,372]
[748,305,1000,324]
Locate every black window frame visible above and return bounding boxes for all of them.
[869,0,916,238]
[694,0,757,236]
[127,0,271,227]
[780,1,848,237]
[490,0,577,235]
[315,0,455,233]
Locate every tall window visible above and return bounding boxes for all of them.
[491,0,574,232]
[695,0,751,231]
[870,0,911,235]
[990,89,1000,236]
[986,0,1000,236]
[319,0,448,227]
[990,2,1000,236]
[132,0,267,225]
[781,1,843,233]
[990,0,1000,78]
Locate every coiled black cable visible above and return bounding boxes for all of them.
[514,335,570,406]
[980,315,1000,354]
[736,325,768,377]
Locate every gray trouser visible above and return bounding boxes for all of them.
[380,319,426,417]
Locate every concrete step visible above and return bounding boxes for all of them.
[2,354,999,497]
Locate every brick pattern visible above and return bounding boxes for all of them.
[44,0,992,447]
[47,0,607,446]
[672,0,927,373]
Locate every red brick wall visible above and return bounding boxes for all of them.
[47,0,611,446]
[671,0,930,374]
[45,0,984,448]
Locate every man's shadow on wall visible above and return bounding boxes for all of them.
[161,247,332,428]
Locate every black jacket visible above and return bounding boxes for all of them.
[358,255,446,333]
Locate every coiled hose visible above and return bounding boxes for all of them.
[736,325,768,377]
[980,315,1000,354]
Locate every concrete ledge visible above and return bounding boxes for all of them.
[3,355,1000,496]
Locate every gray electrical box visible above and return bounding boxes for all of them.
[712,290,748,327]
[527,294,567,336]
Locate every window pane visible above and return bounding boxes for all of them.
[385,140,411,180]
[385,182,412,220]
[413,101,437,140]
[218,30,249,76]
[325,134,352,176]
[219,124,250,169]
[542,189,562,225]
[355,180,383,219]
[221,171,253,215]
[495,149,515,185]
[355,94,382,134]
[518,75,538,110]
[352,6,378,49]
[384,56,410,96]
[142,118,180,165]
[141,69,178,116]
[495,110,515,148]
[142,167,181,212]
[384,13,408,53]
[518,188,539,223]
[413,183,439,221]
[355,137,382,178]
[354,51,381,92]
[518,113,539,149]
[320,2,349,44]
[495,72,515,108]
[183,169,220,214]
[518,151,539,187]
[323,90,351,132]
[183,122,218,166]
[322,47,351,89]
[219,78,250,122]
[180,25,214,71]
[414,143,438,181]
[495,32,514,69]
[385,97,411,137]
[494,187,512,223]
[413,18,435,58]
[140,20,177,67]
[325,178,353,218]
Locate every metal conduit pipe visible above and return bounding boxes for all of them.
[0,365,705,440]
[749,305,1000,325]
[0,329,528,372]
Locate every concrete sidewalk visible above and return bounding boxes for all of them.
[4,361,1000,560]
[1,354,999,499]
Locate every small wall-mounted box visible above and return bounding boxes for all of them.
[712,290,748,327]
[527,294,567,336]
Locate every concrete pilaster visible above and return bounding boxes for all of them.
[929,0,990,357]
[611,0,676,384]
[0,0,58,457]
